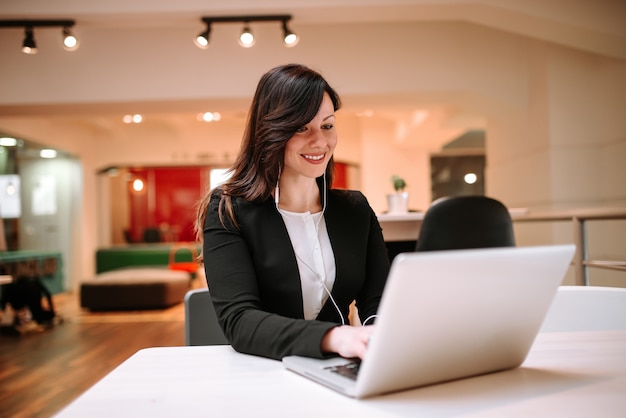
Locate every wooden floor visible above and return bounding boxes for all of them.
[0,290,191,418]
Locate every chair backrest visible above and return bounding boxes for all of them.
[416,195,515,251]
[123,229,135,244]
[540,286,626,332]
[184,288,229,346]
[142,227,162,243]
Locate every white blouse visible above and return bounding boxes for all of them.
[278,208,336,320]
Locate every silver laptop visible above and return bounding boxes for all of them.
[283,244,575,398]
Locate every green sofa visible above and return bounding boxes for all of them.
[96,242,201,274]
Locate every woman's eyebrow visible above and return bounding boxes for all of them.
[322,114,335,121]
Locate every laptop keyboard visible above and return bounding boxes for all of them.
[325,360,361,381]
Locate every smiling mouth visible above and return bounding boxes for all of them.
[302,153,325,162]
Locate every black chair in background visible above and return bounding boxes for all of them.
[416,195,515,252]
[142,227,162,243]
[123,229,136,244]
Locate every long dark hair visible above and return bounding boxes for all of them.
[195,64,342,237]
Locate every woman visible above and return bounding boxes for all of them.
[195,64,390,361]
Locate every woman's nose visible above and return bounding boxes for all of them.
[309,129,325,147]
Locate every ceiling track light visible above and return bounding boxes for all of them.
[239,22,255,48]
[0,19,78,54]
[22,26,37,54]
[281,20,299,47]
[62,25,79,51]
[195,14,298,49]
[194,23,211,49]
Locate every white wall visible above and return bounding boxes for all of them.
[1,20,625,287]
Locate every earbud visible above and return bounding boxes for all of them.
[275,166,281,207]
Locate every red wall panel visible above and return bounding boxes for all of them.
[128,162,349,243]
[333,162,347,189]
[128,167,209,242]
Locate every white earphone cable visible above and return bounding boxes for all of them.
[276,171,344,325]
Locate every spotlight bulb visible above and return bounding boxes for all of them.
[21,26,38,54]
[238,24,255,48]
[282,22,299,47]
[62,26,79,51]
[194,25,211,49]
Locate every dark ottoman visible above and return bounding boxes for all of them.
[80,267,191,310]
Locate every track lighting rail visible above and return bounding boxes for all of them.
[196,14,298,49]
[200,15,292,24]
[0,19,76,28]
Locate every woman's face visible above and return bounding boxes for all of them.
[283,92,337,181]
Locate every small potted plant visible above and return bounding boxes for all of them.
[391,175,407,193]
[387,175,409,214]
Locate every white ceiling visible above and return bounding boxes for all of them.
[1,0,624,152]
[4,0,624,57]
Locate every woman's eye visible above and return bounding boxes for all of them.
[322,124,334,130]
[296,126,307,133]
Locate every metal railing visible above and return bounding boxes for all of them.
[512,208,626,286]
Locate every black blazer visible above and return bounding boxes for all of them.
[202,187,390,360]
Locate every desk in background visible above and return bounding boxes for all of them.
[377,212,423,261]
[377,212,424,242]
[56,330,626,417]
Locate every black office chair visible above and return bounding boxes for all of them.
[142,227,162,243]
[123,229,136,244]
[416,195,515,251]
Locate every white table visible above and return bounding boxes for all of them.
[55,331,626,417]
[377,212,423,242]
[376,208,530,243]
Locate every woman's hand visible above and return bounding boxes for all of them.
[321,325,375,360]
